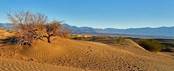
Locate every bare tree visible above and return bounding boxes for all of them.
[44,21,70,43]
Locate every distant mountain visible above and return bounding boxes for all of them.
[0,23,13,29]
[0,23,174,39]
[63,24,174,39]
[63,24,97,34]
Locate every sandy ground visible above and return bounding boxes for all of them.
[0,57,93,71]
[0,30,174,71]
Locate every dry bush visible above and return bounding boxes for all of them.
[8,11,70,46]
[8,11,47,46]
[138,39,164,52]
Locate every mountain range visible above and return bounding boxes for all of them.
[63,24,174,39]
[0,23,174,39]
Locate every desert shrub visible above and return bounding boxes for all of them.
[8,11,70,45]
[114,37,125,44]
[8,11,47,45]
[138,39,164,52]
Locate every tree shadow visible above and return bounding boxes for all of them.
[0,36,18,47]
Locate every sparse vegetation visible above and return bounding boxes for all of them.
[0,11,173,71]
[138,39,164,52]
[8,11,70,46]
[71,35,127,45]
[72,35,171,53]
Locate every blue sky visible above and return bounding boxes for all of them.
[0,0,174,29]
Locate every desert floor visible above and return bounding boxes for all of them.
[0,30,174,71]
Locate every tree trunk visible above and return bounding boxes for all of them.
[47,36,51,43]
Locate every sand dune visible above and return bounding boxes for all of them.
[0,58,93,71]
[0,29,14,39]
[0,31,174,71]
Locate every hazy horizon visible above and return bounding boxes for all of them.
[0,0,174,29]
